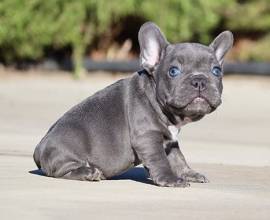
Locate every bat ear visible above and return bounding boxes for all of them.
[209,31,234,65]
[138,22,168,72]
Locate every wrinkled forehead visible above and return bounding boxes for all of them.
[164,43,217,66]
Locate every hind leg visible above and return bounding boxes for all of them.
[62,165,106,181]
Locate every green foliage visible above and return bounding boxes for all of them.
[225,0,270,32]
[0,0,137,76]
[0,0,269,75]
[224,0,270,61]
[137,0,232,43]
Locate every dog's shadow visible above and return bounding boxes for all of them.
[110,167,153,185]
[29,169,46,176]
[29,167,153,185]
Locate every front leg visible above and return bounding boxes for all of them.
[134,131,189,187]
[166,141,209,183]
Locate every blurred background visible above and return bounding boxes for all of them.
[0,0,270,76]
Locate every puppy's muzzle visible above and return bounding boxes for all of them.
[190,75,208,92]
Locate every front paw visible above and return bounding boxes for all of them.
[154,175,190,187]
[181,170,209,183]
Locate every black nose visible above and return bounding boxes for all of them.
[191,76,207,91]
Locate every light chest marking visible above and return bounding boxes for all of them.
[168,125,180,141]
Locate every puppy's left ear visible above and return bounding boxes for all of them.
[210,31,234,65]
[138,22,168,72]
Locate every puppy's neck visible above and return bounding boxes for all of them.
[138,73,172,126]
[137,73,192,129]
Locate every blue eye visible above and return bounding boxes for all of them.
[169,66,181,77]
[212,66,222,77]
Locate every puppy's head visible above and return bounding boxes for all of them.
[138,22,233,124]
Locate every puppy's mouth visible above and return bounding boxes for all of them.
[167,96,217,119]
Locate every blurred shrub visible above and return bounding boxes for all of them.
[0,0,269,75]
[0,0,136,76]
[224,0,270,62]
[136,0,231,43]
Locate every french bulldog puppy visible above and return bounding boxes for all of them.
[34,22,233,187]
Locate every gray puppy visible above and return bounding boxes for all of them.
[34,22,233,187]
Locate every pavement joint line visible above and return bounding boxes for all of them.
[0,152,32,158]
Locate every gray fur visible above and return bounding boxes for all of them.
[33,22,233,187]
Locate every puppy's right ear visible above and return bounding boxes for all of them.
[138,22,168,72]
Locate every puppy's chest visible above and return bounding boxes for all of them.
[167,118,192,141]
[168,125,180,141]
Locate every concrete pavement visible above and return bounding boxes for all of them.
[0,71,270,220]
